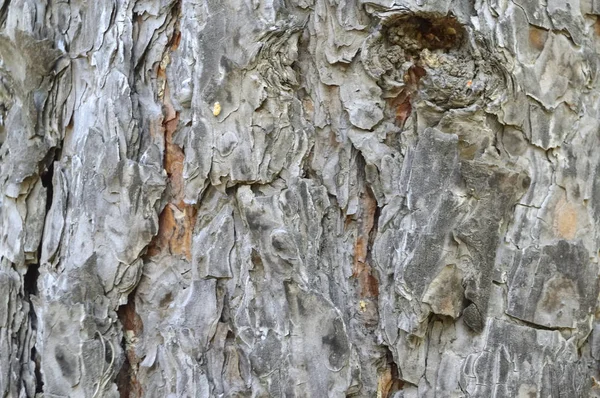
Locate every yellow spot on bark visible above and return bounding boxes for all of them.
[213,102,221,116]
[359,300,367,312]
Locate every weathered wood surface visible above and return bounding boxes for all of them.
[1,0,600,397]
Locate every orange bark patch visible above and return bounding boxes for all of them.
[378,367,394,398]
[359,272,380,298]
[147,70,197,259]
[377,364,404,398]
[394,97,412,127]
[387,65,425,127]
[116,356,142,398]
[529,26,547,51]
[118,294,143,336]
[407,65,426,82]
[164,113,184,199]
[386,93,411,127]
[355,236,368,264]
[352,188,379,298]
[147,203,197,258]
[170,30,181,50]
[554,197,578,240]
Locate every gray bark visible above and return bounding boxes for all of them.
[1,0,599,397]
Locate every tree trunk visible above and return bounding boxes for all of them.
[1,0,599,397]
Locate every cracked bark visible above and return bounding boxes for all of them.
[1,1,600,397]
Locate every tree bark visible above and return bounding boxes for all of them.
[1,0,599,397]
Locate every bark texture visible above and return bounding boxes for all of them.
[1,0,600,397]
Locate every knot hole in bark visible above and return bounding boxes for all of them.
[383,14,466,53]
[362,12,494,119]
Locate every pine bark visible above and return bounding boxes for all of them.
[1,0,599,397]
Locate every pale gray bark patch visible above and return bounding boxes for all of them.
[1,0,600,397]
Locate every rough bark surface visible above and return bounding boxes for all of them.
[1,0,600,397]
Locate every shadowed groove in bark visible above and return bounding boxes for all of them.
[116,289,144,398]
[24,146,61,395]
[24,263,42,394]
[0,0,10,29]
